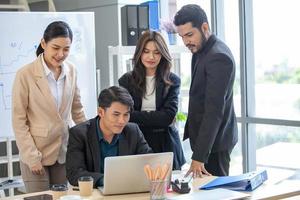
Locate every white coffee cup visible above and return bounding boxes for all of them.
[78,176,94,196]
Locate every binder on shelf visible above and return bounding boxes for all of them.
[137,4,149,37]
[121,5,138,46]
[141,0,159,31]
[200,169,268,191]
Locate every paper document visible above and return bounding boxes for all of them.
[168,188,250,200]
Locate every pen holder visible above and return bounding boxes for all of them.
[150,180,168,200]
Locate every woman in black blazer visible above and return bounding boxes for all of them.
[118,31,185,170]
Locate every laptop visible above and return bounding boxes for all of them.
[98,152,173,195]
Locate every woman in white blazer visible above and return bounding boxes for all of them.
[12,21,86,192]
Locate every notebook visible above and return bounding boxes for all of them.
[98,152,173,195]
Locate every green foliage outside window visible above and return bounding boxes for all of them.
[176,112,187,122]
[262,59,300,84]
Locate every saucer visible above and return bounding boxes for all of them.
[60,195,82,200]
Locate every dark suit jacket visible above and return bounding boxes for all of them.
[119,72,186,170]
[184,34,238,163]
[66,117,152,187]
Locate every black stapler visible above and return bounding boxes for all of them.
[171,178,191,194]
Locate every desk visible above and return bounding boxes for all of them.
[3,176,300,200]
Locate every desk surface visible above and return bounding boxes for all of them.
[3,176,300,200]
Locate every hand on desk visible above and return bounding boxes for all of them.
[31,162,45,175]
[185,160,211,178]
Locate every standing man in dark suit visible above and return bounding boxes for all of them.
[174,4,238,177]
[66,86,152,187]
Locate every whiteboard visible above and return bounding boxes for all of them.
[0,12,97,137]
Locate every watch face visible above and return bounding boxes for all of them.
[24,194,53,200]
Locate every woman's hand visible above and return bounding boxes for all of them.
[31,162,45,175]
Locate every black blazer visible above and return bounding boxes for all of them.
[119,72,186,170]
[66,117,152,187]
[184,35,238,163]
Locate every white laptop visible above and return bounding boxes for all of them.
[98,152,173,195]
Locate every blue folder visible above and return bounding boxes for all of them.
[141,0,159,31]
[200,169,268,191]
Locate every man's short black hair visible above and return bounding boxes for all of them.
[174,4,208,28]
[98,86,134,111]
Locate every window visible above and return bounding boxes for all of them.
[252,0,300,120]
[250,0,300,181]
[223,0,242,175]
[175,1,211,25]
[161,0,300,181]
[254,124,300,182]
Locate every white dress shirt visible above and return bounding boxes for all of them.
[41,54,66,111]
[141,76,156,111]
[42,54,67,164]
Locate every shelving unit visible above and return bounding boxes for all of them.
[108,45,191,86]
[0,137,23,197]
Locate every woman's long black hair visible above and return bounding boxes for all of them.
[131,30,172,98]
